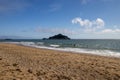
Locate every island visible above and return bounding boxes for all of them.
[4,39,12,41]
[42,34,70,40]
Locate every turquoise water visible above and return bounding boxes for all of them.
[1,39,120,57]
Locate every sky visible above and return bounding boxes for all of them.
[0,0,120,39]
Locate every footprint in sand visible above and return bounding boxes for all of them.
[12,63,18,67]
[0,56,2,60]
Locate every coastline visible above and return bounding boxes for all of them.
[3,41,120,58]
[0,43,120,79]
[16,43,120,59]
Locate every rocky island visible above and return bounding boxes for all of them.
[43,34,70,40]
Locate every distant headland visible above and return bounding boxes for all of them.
[43,34,70,40]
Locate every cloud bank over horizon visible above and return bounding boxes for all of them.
[72,17,105,33]
[36,27,76,35]
[72,17,120,34]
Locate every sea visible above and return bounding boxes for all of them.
[1,39,120,58]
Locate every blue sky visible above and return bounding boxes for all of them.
[0,0,120,39]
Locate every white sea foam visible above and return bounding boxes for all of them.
[37,42,44,45]
[5,42,120,58]
[20,42,35,46]
[50,44,60,47]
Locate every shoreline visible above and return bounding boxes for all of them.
[0,43,120,79]
[4,42,120,58]
[17,43,120,59]
[10,43,120,59]
[2,42,120,61]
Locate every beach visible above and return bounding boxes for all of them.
[0,43,120,80]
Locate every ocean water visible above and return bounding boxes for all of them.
[1,39,120,58]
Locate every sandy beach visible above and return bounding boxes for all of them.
[0,43,120,80]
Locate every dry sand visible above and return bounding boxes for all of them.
[0,43,120,80]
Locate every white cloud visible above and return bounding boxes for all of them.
[72,18,92,27]
[95,18,105,28]
[72,17,120,35]
[80,0,114,5]
[72,17,105,32]
[101,29,120,34]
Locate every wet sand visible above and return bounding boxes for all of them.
[0,43,120,80]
